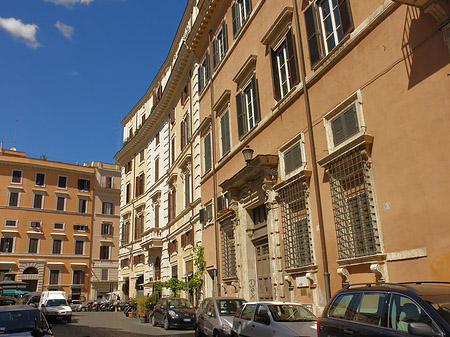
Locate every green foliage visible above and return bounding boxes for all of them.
[136,294,151,316]
[190,244,205,291]
[165,277,185,297]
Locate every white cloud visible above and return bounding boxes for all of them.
[0,17,40,48]
[44,0,94,8]
[55,21,74,39]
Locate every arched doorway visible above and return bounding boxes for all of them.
[22,267,39,292]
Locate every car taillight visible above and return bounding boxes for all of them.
[317,318,320,335]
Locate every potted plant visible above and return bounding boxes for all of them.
[136,295,150,322]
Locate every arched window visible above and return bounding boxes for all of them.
[23,267,38,274]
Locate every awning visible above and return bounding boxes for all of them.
[2,289,30,296]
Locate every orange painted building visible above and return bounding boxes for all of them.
[0,148,118,301]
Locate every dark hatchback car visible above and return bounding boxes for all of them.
[318,282,450,337]
[151,297,196,330]
[0,305,53,336]
[0,297,17,306]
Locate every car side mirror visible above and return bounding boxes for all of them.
[207,311,214,317]
[408,322,435,336]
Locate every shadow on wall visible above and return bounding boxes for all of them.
[401,6,450,90]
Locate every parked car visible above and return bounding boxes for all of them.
[196,297,246,337]
[231,301,317,337]
[151,297,196,330]
[20,292,41,307]
[0,305,53,336]
[0,296,17,306]
[39,291,72,323]
[318,282,450,337]
[69,299,83,312]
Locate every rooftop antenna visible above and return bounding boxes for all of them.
[11,119,18,151]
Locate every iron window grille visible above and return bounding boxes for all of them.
[327,147,380,259]
[221,219,237,279]
[278,178,314,269]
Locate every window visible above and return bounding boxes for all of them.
[5,220,17,227]
[220,110,231,155]
[155,132,160,146]
[203,132,212,173]
[181,229,194,248]
[180,115,189,150]
[155,157,159,181]
[102,202,114,215]
[212,20,228,70]
[331,104,359,146]
[171,264,178,278]
[101,222,112,236]
[236,75,260,138]
[30,221,41,229]
[168,239,178,255]
[73,224,87,232]
[217,193,230,213]
[56,196,66,211]
[122,220,130,245]
[74,240,84,255]
[134,254,145,265]
[78,178,90,192]
[139,150,145,164]
[389,294,434,332]
[168,188,176,222]
[11,170,22,184]
[184,171,191,207]
[270,29,299,100]
[121,258,130,269]
[100,245,110,260]
[304,0,353,67]
[198,52,210,93]
[35,173,45,186]
[73,270,84,284]
[328,293,357,319]
[231,0,252,38]
[154,204,160,228]
[154,256,161,280]
[78,197,88,213]
[171,137,176,166]
[105,176,113,189]
[125,161,132,174]
[255,305,270,325]
[52,239,62,254]
[241,304,256,320]
[49,270,59,285]
[0,237,14,253]
[134,213,144,240]
[135,173,145,197]
[101,269,108,281]
[8,191,19,207]
[57,176,67,189]
[221,219,237,278]
[327,148,380,259]
[181,82,189,105]
[283,140,303,176]
[351,292,387,326]
[33,193,44,209]
[28,238,39,253]
[53,222,64,230]
[126,183,131,204]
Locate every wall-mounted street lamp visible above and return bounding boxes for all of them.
[242,145,278,177]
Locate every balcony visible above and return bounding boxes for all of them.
[140,228,163,251]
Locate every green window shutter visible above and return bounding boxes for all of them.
[284,142,302,174]
[286,29,300,86]
[236,92,247,138]
[338,0,354,36]
[251,75,260,124]
[212,38,218,70]
[221,110,230,154]
[205,51,210,82]
[222,20,228,53]
[231,2,239,38]
[270,48,281,100]
[198,65,203,93]
[332,114,345,145]
[343,105,358,137]
[204,133,211,172]
[304,3,322,67]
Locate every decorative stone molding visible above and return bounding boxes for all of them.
[231,280,240,292]
[284,275,294,290]
[306,272,317,289]
[337,267,351,286]
[370,263,387,282]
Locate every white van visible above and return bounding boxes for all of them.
[39,291,72,323]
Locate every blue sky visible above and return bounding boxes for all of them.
[0,0,186,164]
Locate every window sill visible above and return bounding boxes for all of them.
[318,134,374,167]
[337,253,387,268]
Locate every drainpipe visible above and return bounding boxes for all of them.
[292,0,331,301]
[208,29,220,297]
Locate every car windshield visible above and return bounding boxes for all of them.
[425,295,450,325]
[46,299,68,307]
[268,304,317,322]
[217,300,246,315]
[167,299,193,309]
[0,309,47,333]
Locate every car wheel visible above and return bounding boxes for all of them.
[66,316,72,323]
[213,330,220,337]
[163,316,170,330]
[151,314,157,326]
[195,326,203,337]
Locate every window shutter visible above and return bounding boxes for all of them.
[168,191,172,222]
[286,29,300,86]
[332,115,345,145]
[198,65,204,93]
[204,134,211,172]
[251,75,260,123]
[212,39,218,70]
[135,176,139,197]
[245,0,252,15]
[181,119,186,149]
[236,92,246,138]
[199,208,206,223]
[222,20,228,53]
[343,105,359,137]
[205,52,210,82]
[217,196,223,212]
[304,3,322,67]
[270,49,281,100]
[231,2,239,38]
[338,0,354,36]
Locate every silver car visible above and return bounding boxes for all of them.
[231,301,317,337]
[196,297,246,337]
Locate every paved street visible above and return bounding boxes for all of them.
[51,311,195,337]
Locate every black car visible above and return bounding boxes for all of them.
[0,305,53,336]
[151,297,196,330]
[318,282,450,337]
[0,296,17,306]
